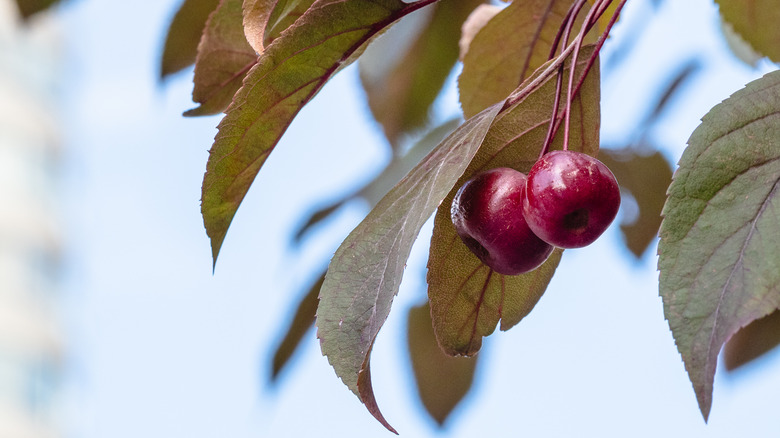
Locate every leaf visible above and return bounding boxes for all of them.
[359,0,481,147]
[658,70,780,421]
[429,46,601,356]
[201,0,436,265]
[293,118,461,243]
[160,0,221,79]
[407,302,478,425]
[716,0,780,63]
[317,103,503,433]
[458,0,584,119]
[720,18,762,68]
[186,0,258,117]
[724,309,780,371]
[599,147,673,258]
[264,0,317,46]
[270,272,322,380]
[13,0,60,19]
[241,0,274,53]
[459,4,502,61]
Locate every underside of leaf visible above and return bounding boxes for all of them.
[659,70,780,421]
[317,103,503,433]
[428,46,601,357]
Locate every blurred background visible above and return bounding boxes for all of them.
[1,0,779,436]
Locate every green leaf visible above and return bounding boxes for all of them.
[317,103,503,433]
[458,0,580,119]
[429,46,601,356]
[658,70,780,421]
[186,0,258,116]
[724,309,780,371]
[160,0,221,79]
[359,0,481,147]
[716,0,780,63]
[201,0,436,265]
[264,0,317,46]
[599,147,673,258]
[270,272,322,380]
[407,302,478,426]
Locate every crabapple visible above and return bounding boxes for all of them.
[451,167,554,275]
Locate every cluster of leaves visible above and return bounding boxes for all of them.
[13,0,780,433]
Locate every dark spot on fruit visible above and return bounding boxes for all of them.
[563,208,589,231]
[462,236,490,261]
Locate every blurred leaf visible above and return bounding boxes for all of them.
[716,0,780,62]
[429,46,600,356]
[458,0,586,119]
[599,148,672,258]
[186,0,257,116]
[658,70,780,421]
[459,4,501,61]
[270,272,323,380]
[725,309,780,371]
[640,59,700,131]
[359,0,482,147]
[317,103,503,433]
[587,0,620,35]
[13,0,60,18]
[720,18,763,68]
[201,0,436,266]
[407,303,478,426]
[293,118,461,243]
[160,0,221,79]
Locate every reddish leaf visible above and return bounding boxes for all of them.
[160,0,221,79]
[407,303,478,425]
[201,0,437,265]
[599,147,673,258]
[270,272,322,380]
[458,0,585,118]
[317,103,503,433]
[725,309,780,371]
[186,0,258,116]
[359,0,482,147]
[429,47,601,356]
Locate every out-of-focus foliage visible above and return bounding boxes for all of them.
[160,0,220,79]
[716,0,780,63]
[13,0,59,19]
[599,148,672,258]
[407,303,478,425]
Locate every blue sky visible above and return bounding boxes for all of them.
[50,0,780,436]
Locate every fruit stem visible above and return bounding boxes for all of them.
[542,0,588,159]
[562,1,605,151]
[540,0,627,155]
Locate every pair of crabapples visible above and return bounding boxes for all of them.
[451,150,620,275]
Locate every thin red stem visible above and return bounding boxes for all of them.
[541,0,589,159]
[546,0,629,150]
